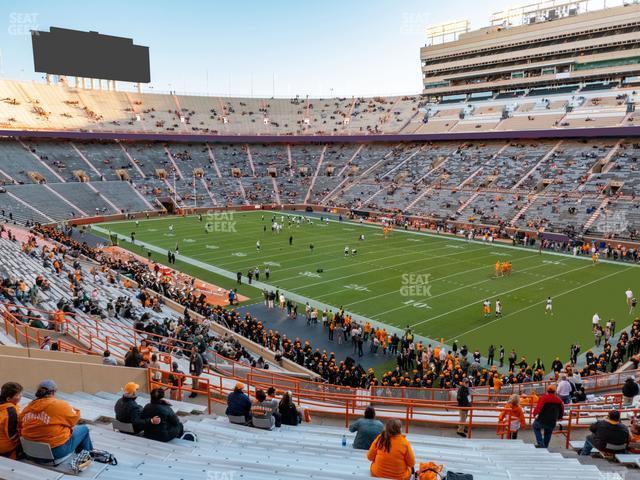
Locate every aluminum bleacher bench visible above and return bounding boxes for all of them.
[614,453,640,465]
[0,456,63,480]
[112,419,136,434]
[20,437,73,466]
[228,414,250,425]
[251,414,275,430]
[570,440,585,450]
[595,442,627,459]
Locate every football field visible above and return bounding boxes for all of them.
[94,211,638,366]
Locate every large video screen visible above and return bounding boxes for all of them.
[32,27,150,83]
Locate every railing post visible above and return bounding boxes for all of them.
[206,378,211,414]
[467,407,473,439]
[345,399,349,429]
[565,410,573,449]
[405,405,410,434]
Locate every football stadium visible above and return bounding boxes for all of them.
[3,0,640,479]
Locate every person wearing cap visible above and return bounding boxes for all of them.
[532,385,564,448]
[579,410,629,456]
[20,379,93,459]
[114,382,161,434]
[226,383,252,421]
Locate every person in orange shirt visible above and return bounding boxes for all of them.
[0,382,23,459]
[491,373,503,401]
[367,419,415,480]
[498,394,526,439]
[20,380,93,460]
[139,340,153,365]
[521,390,539,408]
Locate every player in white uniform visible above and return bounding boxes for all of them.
[344,246,350,257]
[545,297,553,315]
[626,288,634,308]
[495,299,502,317]
[256,240,261,252]
[169,224,174,232]
[592,312,600,331]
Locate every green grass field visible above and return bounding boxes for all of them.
[94,211,639,366]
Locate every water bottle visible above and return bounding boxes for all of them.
[341,434,347,447]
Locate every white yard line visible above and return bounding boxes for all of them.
[286,245,489,291]
[360,254,546,315]
[447,266,633,341]
[409,263,595,329]
[91,224,423,343]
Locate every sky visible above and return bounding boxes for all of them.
[0,0,619,97]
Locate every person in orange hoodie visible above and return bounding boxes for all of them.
[367,419,415,480]
[0,382,23,459]
[20,379,93,460]
[498,394,527,439]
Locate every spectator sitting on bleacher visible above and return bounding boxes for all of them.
[20,379,93,460]
[0,382,23,459]
[103,350,118,366]
[124,346,144,368]
[278,391,302,426]
[251,389,280,428]
[226,382,252,421]
[114,382,161,434]
[349,405,383,450]
[532,385,564,449]
[579,410,629,456]
[367,419,415,480]
[622,377,639,405]
[141,387,195,442]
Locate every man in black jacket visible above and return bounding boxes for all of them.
[579,410,629,455]
[189,348,204,398]
[456,378,471,437]
[141,388,192,442]
[622,378,640,405]
[114,382,160,434]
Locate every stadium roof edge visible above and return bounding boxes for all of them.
[1,126,640,143]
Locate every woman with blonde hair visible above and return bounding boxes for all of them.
[498,394,526,439]
[367,419,415,480]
